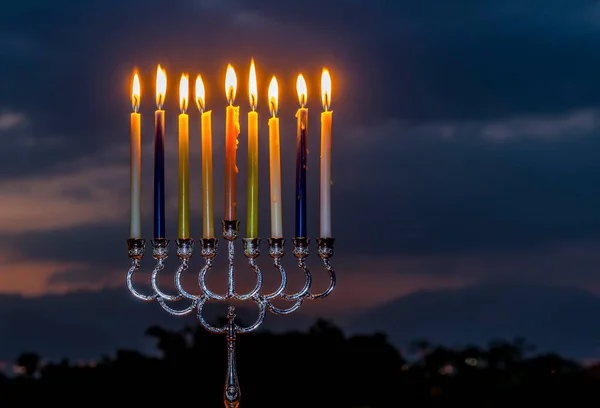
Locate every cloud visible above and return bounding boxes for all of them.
[480,109,599,142]
[0,249,91,295]
[328,115,600,257]
[0,161,127,234]
[393,108,600,143]
[0,111,26,130]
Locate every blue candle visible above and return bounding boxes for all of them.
[154,65,167,238]
[295,74,308,238]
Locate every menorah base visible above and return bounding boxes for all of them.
[224,306,241,408]
[126,220,337,407]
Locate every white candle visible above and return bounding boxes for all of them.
[130,72,142,238]
[268,77,283,238]
[320,69,333,238]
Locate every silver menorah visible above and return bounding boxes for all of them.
[125,220,336,407]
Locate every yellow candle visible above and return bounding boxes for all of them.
[268,76,283,238]
[130,72,142,239]
[246,59,259,238]
[177,74,190,239]
[196,75,214,239]
[224,64,240,221]
[320,69,333,238]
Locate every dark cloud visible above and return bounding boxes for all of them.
[349,281,600,359]
[2,0,599,180]
[331,125,600,256]
[1,0,600,291]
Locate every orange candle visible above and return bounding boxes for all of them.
[224,64,240,221]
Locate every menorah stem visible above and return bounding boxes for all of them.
[224,306,241,408]
[222,220,240,298]
[228,240,235,297]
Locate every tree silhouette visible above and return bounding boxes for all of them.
[15,352,41,378]
[0,320,599,407]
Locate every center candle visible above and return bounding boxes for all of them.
[224,64,240,221]
[246,59,259,238]
[178,74,190,239]
[295,74,308,238]
[154,65,167,239]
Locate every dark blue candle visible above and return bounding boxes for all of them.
[295,74,308,238]
[295,105,308,238]
[154,65,166,239]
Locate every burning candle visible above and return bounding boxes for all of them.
[154,65,167,239]
[295,74,308,238]
[320,69,333,238]
[130,72,142,239]
[224,64,240,221]
[196,75,214,239]
[268,76,283,238]
[246,59,259,238]
[178,74,190,239]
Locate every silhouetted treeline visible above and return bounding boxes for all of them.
[2,319,600,407]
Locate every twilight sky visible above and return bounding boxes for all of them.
[3,0,600,359]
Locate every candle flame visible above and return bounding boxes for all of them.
[296,74,307,107]
[131,72,140,112]
[179,74,189,113]
[321,69,331,111]
[268,76,278,117]
[195,75,205,112]
[225,64,237,104]
[248,59,257,110]
[156,65,167,109]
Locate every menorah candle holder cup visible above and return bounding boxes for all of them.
[125,220,337,408]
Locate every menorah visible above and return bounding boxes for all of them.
[126,224,336,407]
[125,62,336,406]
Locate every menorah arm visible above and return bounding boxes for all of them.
[239,238,263,300]
[150,238,183,302]
[306,238,336,300]
[281,237,312,300]
[261,238,304,315]
[154,238,197,316]
[173,238,204,301]
[126,238,157,301]
[199,238,228,300]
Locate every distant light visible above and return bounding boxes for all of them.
[465,357,478,367]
